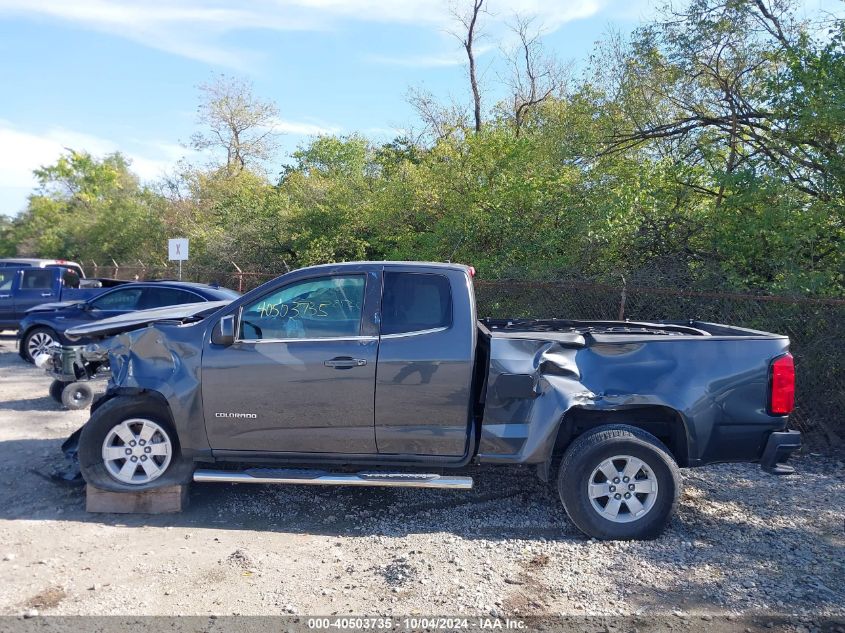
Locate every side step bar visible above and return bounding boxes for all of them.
[193,468,473,490]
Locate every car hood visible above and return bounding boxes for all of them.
[26,300,86,313]
[64,300,231,339]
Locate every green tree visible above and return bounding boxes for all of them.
[8,151,166,265]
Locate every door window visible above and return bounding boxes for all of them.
[139,287,203,310]
[90,287,144,311]
[0,270,14,291]
[20,269,53,289]
[239,275,365,341]
[380,272,452,335]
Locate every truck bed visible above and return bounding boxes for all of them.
[476,317,790,468]
[480,318,785,343]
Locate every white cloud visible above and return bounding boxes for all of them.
[269,117,341,135]
[0,0,608,69]
[0,122,190,215]
[285,0,606,29]
[0,0,316,69]
[365,51,469,68]
[0,117,346,214]
[365,126,406,137]
[2,0,838,70]
[366,43,498,68]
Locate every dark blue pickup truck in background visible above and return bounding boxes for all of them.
[0,263,121,333]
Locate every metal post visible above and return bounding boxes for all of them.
[232,261,243,293]
[178,260,182,281]
[618,275,627,321]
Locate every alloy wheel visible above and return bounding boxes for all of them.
[27,331,56,359]
[101,418,172,485]
[587,455,659,523]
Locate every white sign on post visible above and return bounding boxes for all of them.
[168,238,189,261]
[168,238,189,280]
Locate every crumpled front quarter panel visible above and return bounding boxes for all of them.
[106,323,209,452]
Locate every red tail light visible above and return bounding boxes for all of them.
[467,266,476,277]
[769,353,795,415]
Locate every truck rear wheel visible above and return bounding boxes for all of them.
[77,396,193,492]
[557,424,681,540]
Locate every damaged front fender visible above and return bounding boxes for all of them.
[60,320,212,470]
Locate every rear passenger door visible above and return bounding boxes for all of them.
[374,268,476,456]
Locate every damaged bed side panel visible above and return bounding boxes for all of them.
[478,334,790,466]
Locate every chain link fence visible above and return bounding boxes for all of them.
[93,262,843,446]
[474,280,844,446]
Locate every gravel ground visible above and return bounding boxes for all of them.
[0,333,843,625]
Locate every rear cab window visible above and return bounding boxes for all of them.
[20,269,54,289]
[380,272,452,335]
[61,269,81,289]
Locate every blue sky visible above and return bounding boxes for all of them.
[0,0,840,216]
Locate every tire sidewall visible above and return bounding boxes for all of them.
[559,431,680,540]
[78,396,192,492]
[61,382,94,410]
[49,379,66,403]
[22,326,58,363]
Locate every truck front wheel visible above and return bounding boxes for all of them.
[77,396,193,492]
[557,424,681,540]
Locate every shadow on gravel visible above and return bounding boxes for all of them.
[2,434,843,614]
[0,395,60,412]
[0,436,577,539]
[626,464,845,614]
[0,333,21,349]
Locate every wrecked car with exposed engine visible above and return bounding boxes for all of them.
[61,261,801,540]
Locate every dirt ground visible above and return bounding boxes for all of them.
[0,332,843,627]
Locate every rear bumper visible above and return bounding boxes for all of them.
[760,430,801,475]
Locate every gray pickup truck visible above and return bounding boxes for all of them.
[64,262,800,540]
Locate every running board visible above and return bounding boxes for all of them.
[193,468,473,490]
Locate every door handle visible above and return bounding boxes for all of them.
[0,294,10,299]
[41,292,53,297]
[324,357,367,369]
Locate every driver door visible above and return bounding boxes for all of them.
[202,273,379,454]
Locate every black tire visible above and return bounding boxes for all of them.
[49,379,67,403]
[77,396,193,492]
[557,424,681,541]
[20,326,59,363]
[61,381,94,410]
